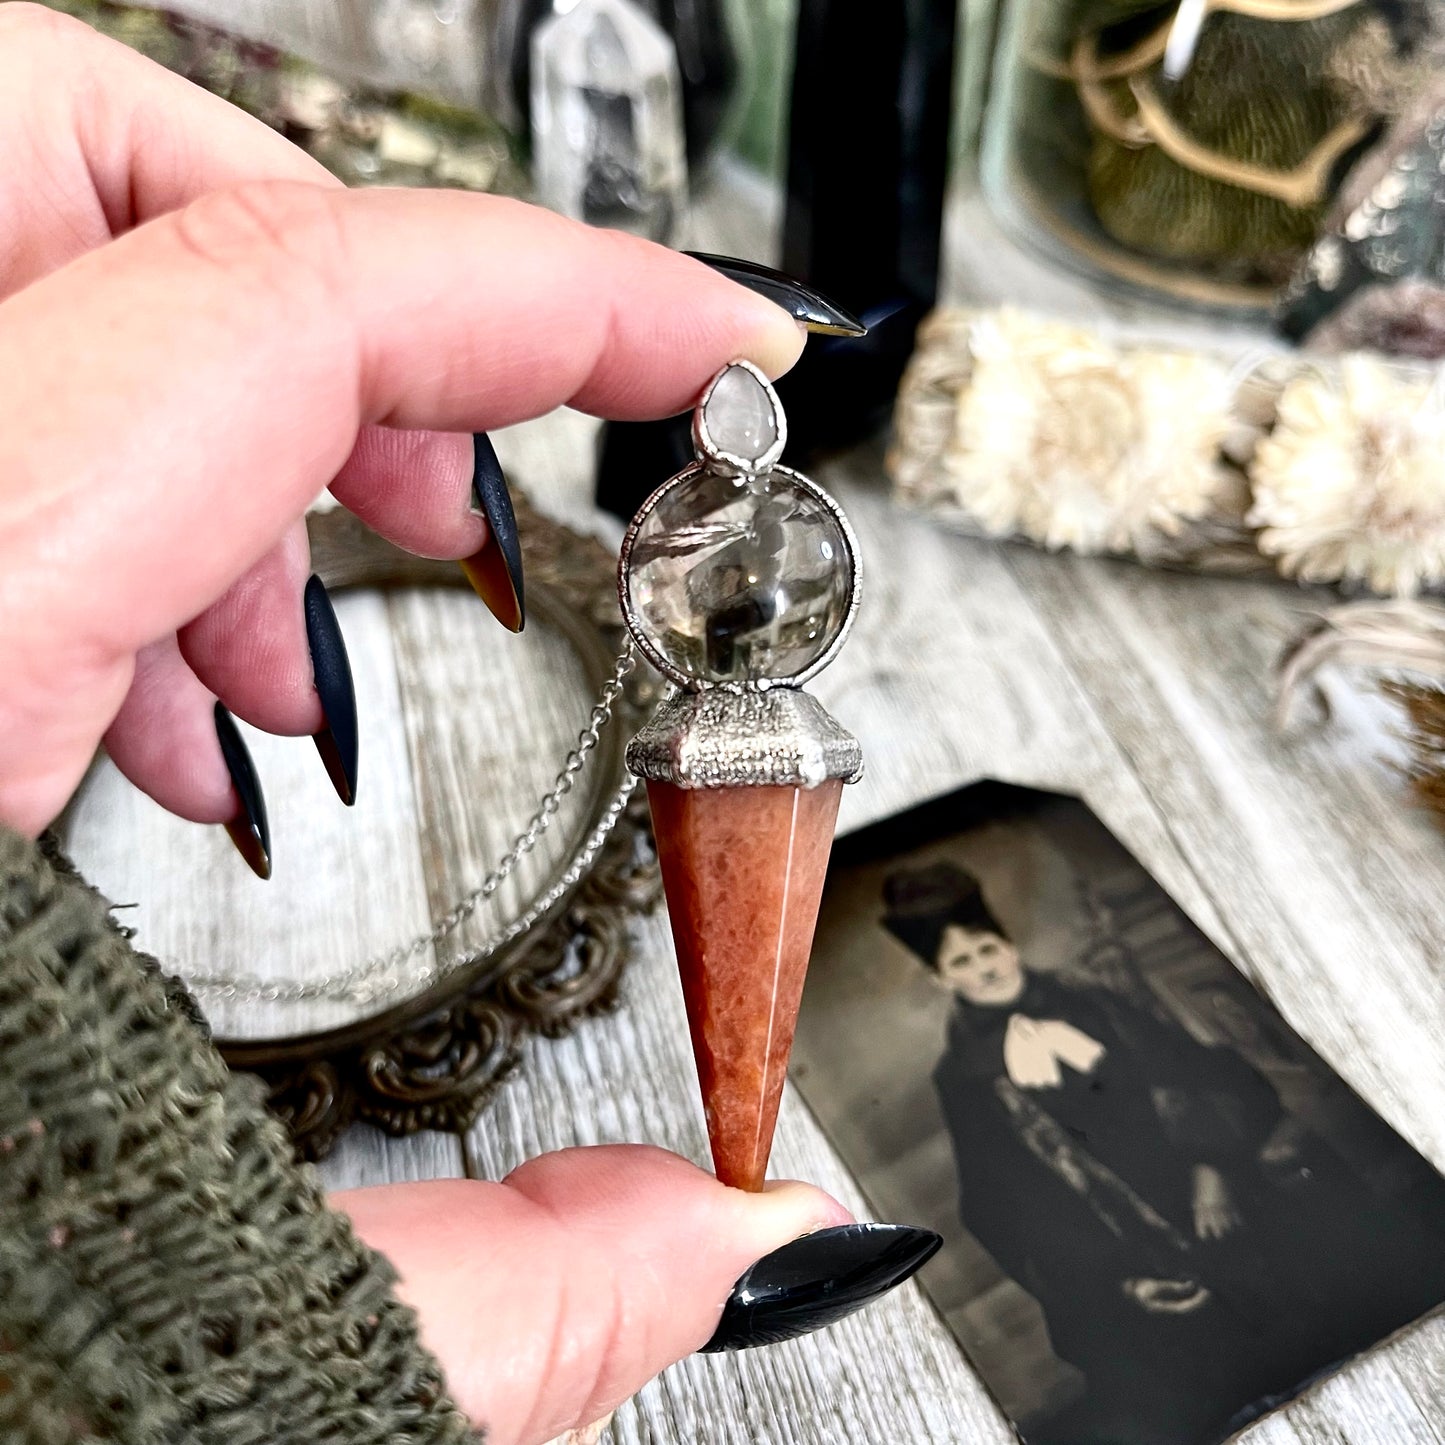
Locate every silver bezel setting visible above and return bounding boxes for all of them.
[689,358,788,478]
[626,687,863,789]
[617,457,862,693]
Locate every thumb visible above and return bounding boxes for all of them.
[335,1145,936,1445]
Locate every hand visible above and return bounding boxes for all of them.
[0,3,803,839]
[1192,1163,1242,1241]
[338,1147,857,1444]
[1122,1277,1212,1314]
[0,9,843,1441]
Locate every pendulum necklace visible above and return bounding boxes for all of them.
[617,359,861,1190]
[182,360,860,1195]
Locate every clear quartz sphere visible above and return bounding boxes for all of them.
[626,469,854,684]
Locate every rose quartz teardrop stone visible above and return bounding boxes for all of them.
[647,778,843,1191]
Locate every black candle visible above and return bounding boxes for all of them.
[776,0,958,460]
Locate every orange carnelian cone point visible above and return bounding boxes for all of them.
[647,777,844,1192]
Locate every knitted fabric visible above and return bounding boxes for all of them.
[0,826,478,1445]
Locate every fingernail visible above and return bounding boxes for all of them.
[460,433,525,633]
[698,1222,940,1353]
[214,702,271,880]
[684,253,867,338]
[303,575,358,806]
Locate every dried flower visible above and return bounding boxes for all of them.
[1249,357,1445,595]
[942,310,1234,554]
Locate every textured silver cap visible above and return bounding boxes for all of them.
[626,688,863,790]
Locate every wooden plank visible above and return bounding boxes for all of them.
[318,1121,467,1192]
[1391,1314,1445,1430]
[1288,1343,1445,1445]
[814,445,1236,951]
[492,409,621,545]
[1243,1419,1309,1445]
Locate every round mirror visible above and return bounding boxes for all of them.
[59,501,660,1158]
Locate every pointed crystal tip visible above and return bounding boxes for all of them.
[649,777,844,1192]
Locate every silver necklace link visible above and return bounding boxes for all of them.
[187,643,639,1006]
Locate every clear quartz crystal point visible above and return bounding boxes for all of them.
[531,0,687,243]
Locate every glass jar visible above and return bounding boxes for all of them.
[45,0,526,197]
[981,0,1434,312]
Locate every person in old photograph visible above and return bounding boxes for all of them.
[881,859,1445,1443]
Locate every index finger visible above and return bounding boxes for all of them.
[0,182,805,665]
[0,3,337,293]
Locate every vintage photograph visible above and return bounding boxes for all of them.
[793,781,1445,1445]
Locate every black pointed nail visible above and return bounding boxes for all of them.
[684,253,867,338]
[699,1223,940,1353]
[214,702,271,880]
[303,575,358,806]
[460,433,525,633]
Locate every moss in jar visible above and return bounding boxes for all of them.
[1013,0,1424,288]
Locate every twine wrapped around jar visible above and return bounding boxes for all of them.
[888,306,1445,597]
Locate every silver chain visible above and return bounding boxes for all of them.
[185,643,639,1007]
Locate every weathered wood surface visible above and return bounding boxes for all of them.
[59,162,1445,1442]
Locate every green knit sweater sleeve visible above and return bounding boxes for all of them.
[0,825,478,1445]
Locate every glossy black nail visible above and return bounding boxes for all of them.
[214,702,271,880]
[460,433,525,633]
[699,1223,940,1353]
[303,575,358,806]
[684,252,867,338]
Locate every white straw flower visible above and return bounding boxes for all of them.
[1249,357,1445,596]
[942,310,1233,555]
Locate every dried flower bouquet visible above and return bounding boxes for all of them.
[890,307,1445,597]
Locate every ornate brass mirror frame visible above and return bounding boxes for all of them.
[220,500,661,1160]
